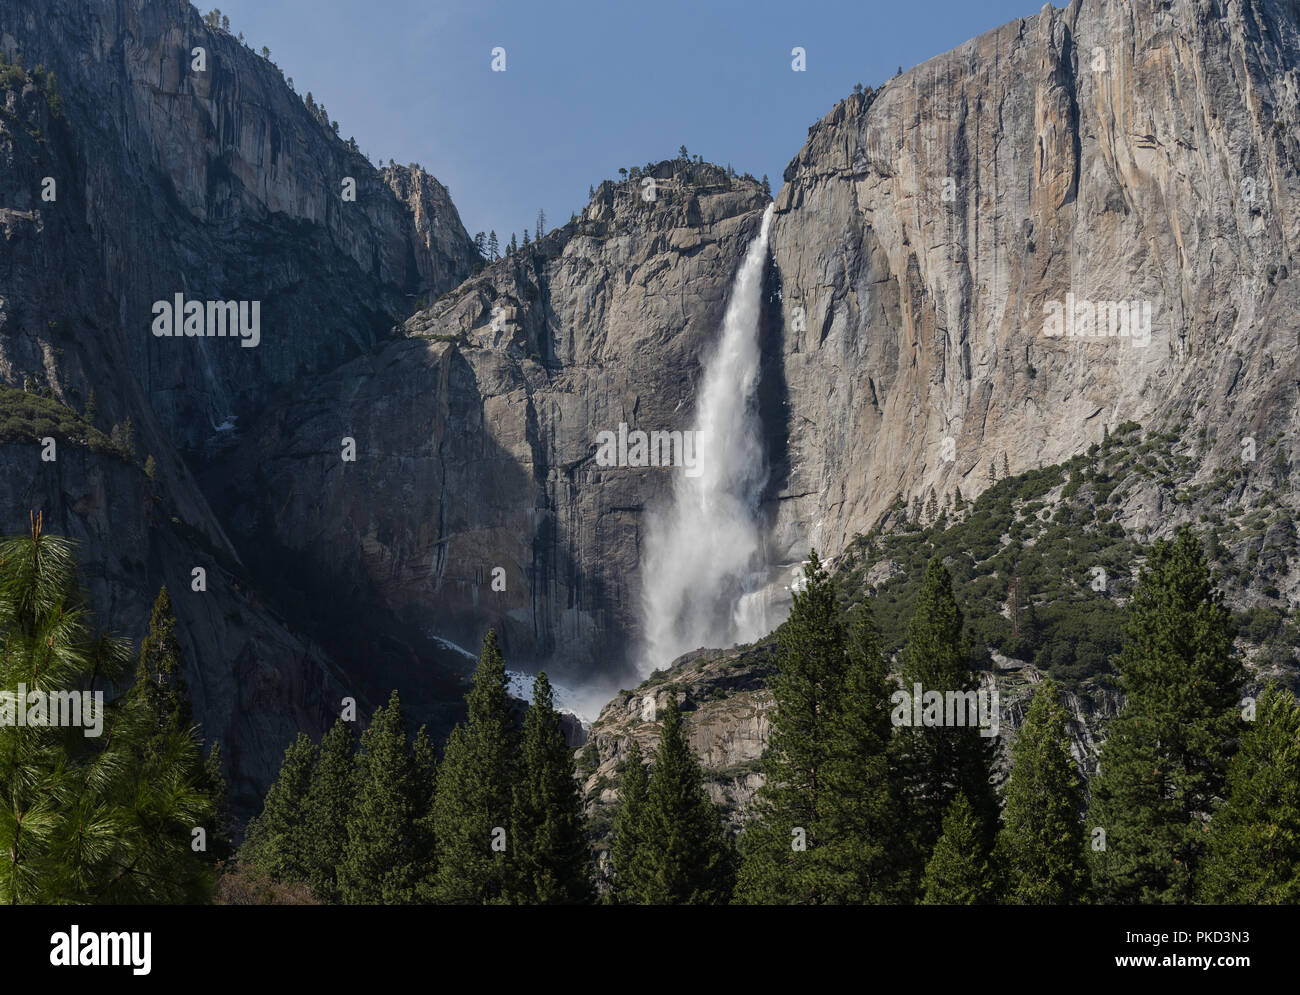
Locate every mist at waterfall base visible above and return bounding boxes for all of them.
[639,203,779,676]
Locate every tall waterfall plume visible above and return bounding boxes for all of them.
[639,204,775,673]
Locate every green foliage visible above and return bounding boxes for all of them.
[508,673,592,904]
[1199,686,1300,903]
[1088,527,1244,904]
[735,554,901,903]
[890,558,1000,889]
[302,718,355,903]
[0,520,215,903]
[0,386,130,461]
[241,733,317,885]
[920,793,993,904]
[430,630,517,903]
[338,691,430,904]
[995,679,1089,904]
[609,739,650,904]
[613,698,735,904]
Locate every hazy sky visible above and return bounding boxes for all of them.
[208,0,1041,245]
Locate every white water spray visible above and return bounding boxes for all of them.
[639,204,775,673]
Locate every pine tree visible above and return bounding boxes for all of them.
[508,673,592,903]
[735,552,844,903]
[133,586,192,742]
[410,724,438,901]
[242,733,317,884]
[735,555,899,903]
[609,739,651,903]
[535,209,546,240]
[1088,527,1243,904]
[824,601,905,901]
[1199,685,1300,904]
[889,557,999,895]
[473,232,486,258]
[339,691,425,904]
[995,679,1089,904]
[623,696,734,904]
[431,629,517,903]
[200,741,232,863]
[920,793,992,904]
[302,718,356,903]
[487,230,499,260]
[0,519,216,903]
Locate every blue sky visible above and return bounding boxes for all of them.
[207,0,1042,246]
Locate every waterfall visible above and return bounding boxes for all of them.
[639,204,774,673]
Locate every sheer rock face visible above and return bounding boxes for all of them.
[224,170,771,681]
[767,0,1300,563]
[2,0,475,450]
[0,0,473,810]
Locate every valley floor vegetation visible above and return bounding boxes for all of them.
[3,508,1296,904]
[235,530,1298,905]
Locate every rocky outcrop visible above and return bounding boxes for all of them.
[575,642,1127,836]
[576,643,776,830]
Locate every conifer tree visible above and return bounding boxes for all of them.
[735,555,899,903]
[409,724,438,900]
[1199,685,1300,904]
[200,741,232,863]
[130,585,229,870]
[242,733,317,884]
[823,601,904,901]
[627,696,735,904]
[995,679,1088,904]
[508,673,592,904]
[920,793,992,904]
[609,739,651,904]
[339,691,425,904]
[1088,527,1243,904]
[890,558,999,893]
[0,518,214,903]
[735,552,844,903]
[431,629,517,903]
[303,718,356,903]
[133,586,192,748]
